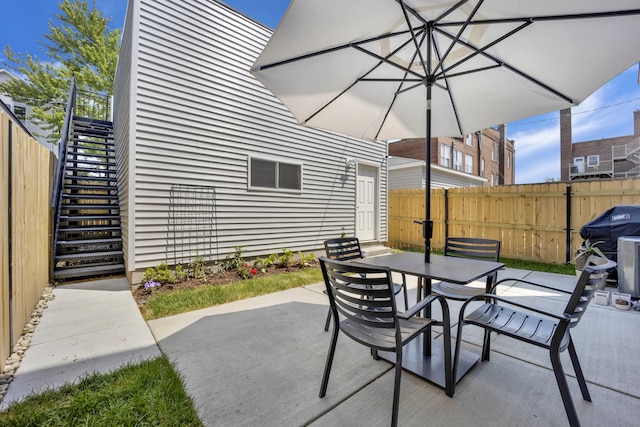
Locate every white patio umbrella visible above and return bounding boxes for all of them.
[251,0,640,262]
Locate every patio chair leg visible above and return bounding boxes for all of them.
[324,309,331,331]
[391,348,402,427]
[401,274,408,310]
[550,349,581,427]
[567,338,591,401]
[481,330,491,361]
[319,323,340,398]
[453,320,464,386]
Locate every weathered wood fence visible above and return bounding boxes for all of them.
[388,179,640,264]
[1,110,55,364]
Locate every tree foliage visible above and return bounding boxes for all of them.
[0,0,120,143]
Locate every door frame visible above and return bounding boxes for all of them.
[355,162,380,242]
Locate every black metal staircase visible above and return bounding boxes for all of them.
[52,82,124,281]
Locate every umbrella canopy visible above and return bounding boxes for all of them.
[251,0,640,261]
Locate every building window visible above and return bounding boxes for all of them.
[453,149,462,171]
[480,158,485,175]
[13,106,26,121]
[507,153,511,169]
[249,157,302,190]
[440,143,450,167]
[465,154,473,173]
[491,173,494,186]
[466,134,473,146]
[587,155,599,167]
[491,144,496,162]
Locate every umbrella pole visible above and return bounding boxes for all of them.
[424,83,433,263]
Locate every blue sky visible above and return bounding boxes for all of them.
[2,0,639,184]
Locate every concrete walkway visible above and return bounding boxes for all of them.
[2,271,639,426]
[0,277,160,410]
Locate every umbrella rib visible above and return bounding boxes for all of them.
[437,20,533,79]
[303,32,425,126]
[434,27,574,104]
[399,0,430,77]
[437,9,640,27]
[253,29,417,72]
[432,0,484,76]
[430,32,465,136]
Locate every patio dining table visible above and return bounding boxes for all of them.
[358,252,504,388]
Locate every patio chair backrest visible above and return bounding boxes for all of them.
[324,237,363,262]
[564,256,615,329]
[320,257,397,333]
[444,237,500,262]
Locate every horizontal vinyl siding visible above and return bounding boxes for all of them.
[131,0,387,270]
[113,0,136,272]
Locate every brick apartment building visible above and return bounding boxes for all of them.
[389,126,515,187]
[560,109,640,181]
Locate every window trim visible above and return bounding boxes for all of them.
[440,143,451,167]
[587,155,599,167]
[248,156,303,192]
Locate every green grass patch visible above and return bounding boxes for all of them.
[0,355,202,427]
[143,267,324,320]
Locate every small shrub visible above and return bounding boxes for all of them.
[276,248,294,268]
[298,252,316,267]
[143,262,178,284]
[222,246,245,271]
[189,256,208,282]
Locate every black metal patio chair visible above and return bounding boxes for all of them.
[319,257,453,427]
[429,237,501,300]
[453,256,616,427]
[323,237,408,331]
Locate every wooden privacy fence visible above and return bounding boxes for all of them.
[0,109,55,364]
[388,179,640,264]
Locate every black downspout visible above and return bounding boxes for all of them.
[8,121,13,347]
[566,184,572,263]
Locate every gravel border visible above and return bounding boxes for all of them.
[0,284,55,405]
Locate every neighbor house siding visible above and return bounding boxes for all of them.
[119,0,387,272]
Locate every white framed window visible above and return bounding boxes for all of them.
[453,149,462,171]
[507,153,512,169]
[249,157,302,191]
[587,155,599,167]
[480,158,485,175]
[440,143,450,167]
[466,134,473,146]
[491,144,496,161]
[465,154,473,173]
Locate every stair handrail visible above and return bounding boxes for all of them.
[51,77,76,266]
[51,77,76,208]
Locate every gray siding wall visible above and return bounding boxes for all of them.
[113,0,137,272]
[116,0,387,272]
[389,167,423,190]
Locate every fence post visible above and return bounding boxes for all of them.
[565,183,572,263]
[444,188,449,241]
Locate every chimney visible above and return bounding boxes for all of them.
[498,124,506,184]
[560,108,572,182]
[634,110,640,137]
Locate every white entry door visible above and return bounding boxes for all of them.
[356,164,377,241]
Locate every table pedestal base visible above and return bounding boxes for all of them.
[377,335,479,388]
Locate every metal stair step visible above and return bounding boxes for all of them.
[64,175,117,183]
[59,214,121,221]
[65,167,116,175]
[64,159,116,167]
[61,204,120,211]
[62,184,117,191]
[56,250,124,262]
[66,150,115,160]
[57,237,122,246]
[58,226,121,234]
[68,144,115,153]
[62,193,119,200]
[53,263,125,281]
